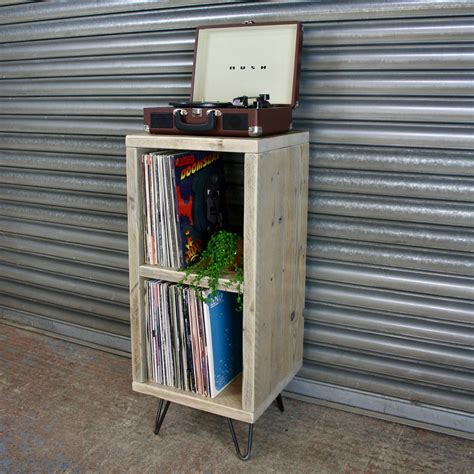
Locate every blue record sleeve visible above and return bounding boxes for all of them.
[203,291,243,397]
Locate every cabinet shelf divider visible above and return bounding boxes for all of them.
[139,264,242,294]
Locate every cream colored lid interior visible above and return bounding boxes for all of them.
[192,24,298,105]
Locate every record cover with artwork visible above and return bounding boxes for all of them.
[172,151,226,268]
[203,290,243,398]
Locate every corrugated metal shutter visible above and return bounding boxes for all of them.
[0,1,472,437]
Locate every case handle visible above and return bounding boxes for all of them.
[174,109,217,133]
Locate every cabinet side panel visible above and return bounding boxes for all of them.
[126,147,147,383]
[243,144,309,413]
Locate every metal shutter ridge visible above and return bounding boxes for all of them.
[0,1,472,437]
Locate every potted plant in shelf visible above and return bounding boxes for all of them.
[181,230,243,307]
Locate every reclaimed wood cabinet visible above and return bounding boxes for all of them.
[126,131,309,459]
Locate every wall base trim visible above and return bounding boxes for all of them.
[0,308,131,355]
[285,376,474,440]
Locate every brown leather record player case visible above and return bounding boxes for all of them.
[144,21,303,137]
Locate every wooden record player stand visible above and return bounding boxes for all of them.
[126,132,309,460]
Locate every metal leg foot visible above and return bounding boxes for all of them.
[275,393,285,412]
[226,418,254,461]
[154,399,171,435]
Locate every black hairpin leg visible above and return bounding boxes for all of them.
[154,399,171,435]
[275,393,285,412]
[226,418,254,461]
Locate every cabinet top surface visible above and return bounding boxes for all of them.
[126,131,309,153]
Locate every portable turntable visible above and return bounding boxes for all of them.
[144,21,303,137]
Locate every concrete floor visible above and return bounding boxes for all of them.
[1,323,473,473]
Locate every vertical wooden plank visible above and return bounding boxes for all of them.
[242,152,258,413]
[294,143,309,372]
[242,143,309,413]
[126,147,147,383]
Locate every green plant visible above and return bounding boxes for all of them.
[181,230,243,307]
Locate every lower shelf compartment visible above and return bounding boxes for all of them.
[132,375,254,423]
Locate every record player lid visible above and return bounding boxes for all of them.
[191,22,302,108]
